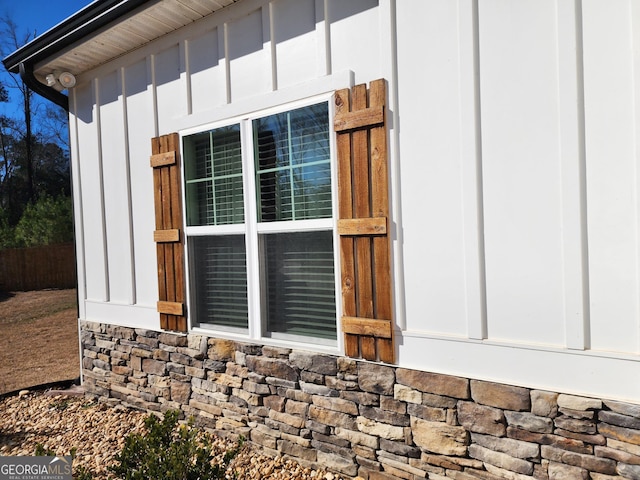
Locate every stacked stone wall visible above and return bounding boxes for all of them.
[81,321,640,479]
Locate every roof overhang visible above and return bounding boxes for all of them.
[2,0,239,110]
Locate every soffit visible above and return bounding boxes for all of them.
[33,0,239,79]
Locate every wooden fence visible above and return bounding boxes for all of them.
[0,243,76,292]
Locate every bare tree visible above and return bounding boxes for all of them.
[0,14,47,205]
[0,13,70,225]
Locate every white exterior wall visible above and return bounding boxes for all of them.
[71,0,383,328]
[396,0,640,402]
[70,0,640,402]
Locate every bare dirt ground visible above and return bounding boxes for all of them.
[0,289,79,394]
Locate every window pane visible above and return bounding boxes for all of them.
[263,231,336,340]
[191,235,248,329]
[184,125,244,226]
[254,103,332,222]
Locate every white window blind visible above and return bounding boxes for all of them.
[184,125,243,226]
[191,235,248,329]
[262,231,336,339]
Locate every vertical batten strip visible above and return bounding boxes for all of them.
[324,0,332,76]
[184,39,193,116]
[631,0,640,353]
[459,0,487,340]
[315,0,331,77]
[120,66,137,306]
[148,54,159,139]
[177,40,188,116]
[94,78,110,303]
[68,88,86,385]
[382,0,405,332]
[223,23,231,104]
[69,89,87,319]
[266,2,277,92]
[557,0,589,350]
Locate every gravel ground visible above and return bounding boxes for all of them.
[0,390,350,480]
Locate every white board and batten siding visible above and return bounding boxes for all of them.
[70,0,640,402]
[397,0,640,402]
[70,0,384,327]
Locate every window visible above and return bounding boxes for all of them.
[153,79,392,360]
[183,100,337,344]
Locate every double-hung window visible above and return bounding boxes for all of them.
[182,99,337,345]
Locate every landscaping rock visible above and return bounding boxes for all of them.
[0,392,350,480]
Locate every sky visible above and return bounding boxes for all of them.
[0,0,93,117]
[1,0,93,39]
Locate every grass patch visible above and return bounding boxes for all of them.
[0,289,77,325]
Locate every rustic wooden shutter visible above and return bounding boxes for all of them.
[151,133,187,332]
[334,79,394,363]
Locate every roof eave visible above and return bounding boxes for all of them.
[2,0,155,74]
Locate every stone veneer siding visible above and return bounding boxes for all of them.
[81,321,640,480]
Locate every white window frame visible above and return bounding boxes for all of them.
[181,93,342,354]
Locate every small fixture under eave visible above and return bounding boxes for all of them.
[44,71,77,90]
[58,71,76,89]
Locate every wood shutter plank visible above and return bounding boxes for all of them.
[152,163,166,329]
[361,337,377,362]
[335,87,360,358]
[369,79,394,364]
[352,84,374,323]
[161,162,177,331]
[168,133,186,332]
